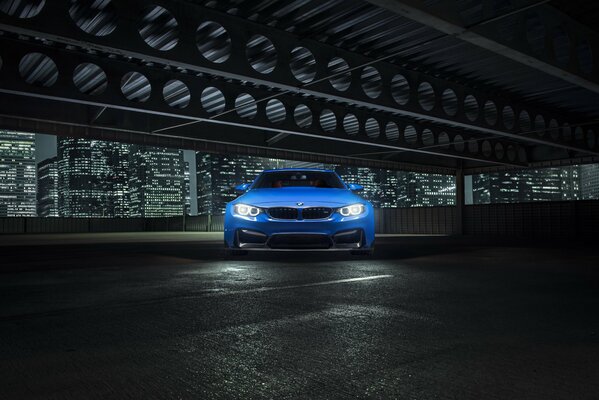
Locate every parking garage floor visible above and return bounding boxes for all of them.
[1,234,598,399]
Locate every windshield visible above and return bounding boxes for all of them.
[252,171,346,189]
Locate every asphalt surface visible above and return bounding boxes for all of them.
[1,234,598,399]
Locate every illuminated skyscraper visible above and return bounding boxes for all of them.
[581,164,599,200]
[184,161,191,215]
[57,137,130,217]
[335,166,455,207]
[129,145,186,217]
[196,153,281,215]
[472,166,581,204]
[334,166,386,207]
[400,172,456,207]
[0,130,36,216]
[37,156,58,217]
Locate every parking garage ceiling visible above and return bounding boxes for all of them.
[0,0,598,174]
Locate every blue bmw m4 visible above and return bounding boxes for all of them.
[224,169,375,255]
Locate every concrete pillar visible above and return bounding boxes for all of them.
[455,167,465,235]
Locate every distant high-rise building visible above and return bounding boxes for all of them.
[196,153,280,215]
[0,130,36,217]
[401,172,456,207]
[129,145,186,217]
[581,164,599,200]
[109,143,131,218]
[184,161,191,215]
[335,166,455,207]
[335,166,388,207]
[37,156,58,217]
[472,166,581,204]
[57,137,130,217]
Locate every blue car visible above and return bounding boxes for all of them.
[224,168,375,255]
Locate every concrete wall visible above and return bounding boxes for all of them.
[1,200,598,237]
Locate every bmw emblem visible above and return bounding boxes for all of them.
[297,202,304,206]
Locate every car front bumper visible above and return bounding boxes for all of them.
[224,209,375,250]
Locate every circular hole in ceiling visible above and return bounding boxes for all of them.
[196,21,231,63]
[19,53,58,87]
[327,57,351,91]
[418,82,435,111]
[69,0,117,37]
[422,129,434,146]
[534,115,546,136]
[139,5,179,51]
[365,118,379,139]
[454,134,465,152]
[343,114,359,136]
[438,132,450,149]
[73,63,107,96]
[404,125,417,144]
[320,109,337,132]
[578,39,593,75]
[266,99,286,124]
[525,12,545,55]
[482,141,492,157]
[391,74,410,105]
[290,47,316,83]
[361,66,382,99]
[201,86,226,114]
[246,35,277,74]
[495,143,505,160]
[1,0,45,18]
[385,122,399,141]
[484,101,498,125]
[121,72,151,102]
[503,106,515,130]
[163,79,190,109]
[519,110,531,133]
[294,104,312,128]
[235,93,257,119]
[464,95,479,122]
[442,89,458,116]
[518,147,527,163]
[553,26,570,66]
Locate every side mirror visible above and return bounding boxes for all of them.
[348,183,364,192]
[235,183,251,192]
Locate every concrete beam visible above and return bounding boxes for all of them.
[365,0,599,94]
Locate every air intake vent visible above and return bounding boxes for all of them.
[267,207,298,219]
[302,207,333,219]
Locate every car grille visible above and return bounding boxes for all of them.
[267,207,299,219]
[301,207,333,219]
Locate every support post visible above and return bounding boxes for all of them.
[455,167,465,236]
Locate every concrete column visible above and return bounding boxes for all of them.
[455,167,465,235]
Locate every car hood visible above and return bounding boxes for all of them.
[236,187,364,207]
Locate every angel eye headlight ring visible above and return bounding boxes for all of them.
[339,203,365,216]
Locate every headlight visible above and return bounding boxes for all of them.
[234,203,261,217]
[339,203,365,216]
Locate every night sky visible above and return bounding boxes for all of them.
[34,134,198,215]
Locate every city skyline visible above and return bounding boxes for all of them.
[3,131,599,218]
